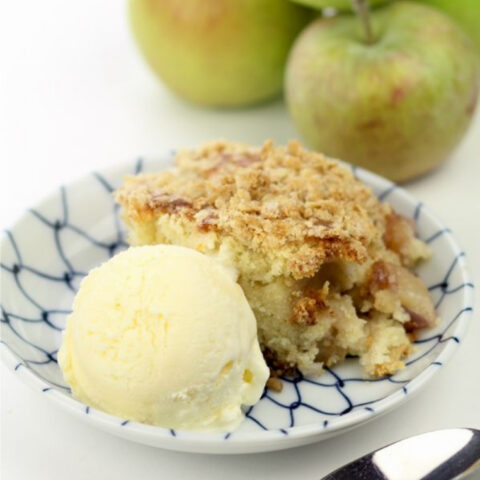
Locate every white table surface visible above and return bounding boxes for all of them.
[1,1,479,479]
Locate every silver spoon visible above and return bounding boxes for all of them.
[322,428,480,480]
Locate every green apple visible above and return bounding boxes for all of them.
[413,0,480,53]
[129,0,312,108]
[285,1,479,181]
[290,0,390,12]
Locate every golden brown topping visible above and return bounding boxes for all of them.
[153,194,192,209]
[115,140,390,279]
[204,151,261,176]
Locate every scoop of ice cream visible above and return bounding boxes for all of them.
[58,245,268,431]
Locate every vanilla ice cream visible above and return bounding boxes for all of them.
[58,245,269,431]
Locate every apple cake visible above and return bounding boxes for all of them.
[115,140,437,378]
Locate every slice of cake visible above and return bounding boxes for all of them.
[115,140,437,378]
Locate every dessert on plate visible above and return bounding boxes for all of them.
[116,140,437,379]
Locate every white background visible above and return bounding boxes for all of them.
[1,1,479,479]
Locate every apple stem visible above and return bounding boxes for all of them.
[351,0,374,44]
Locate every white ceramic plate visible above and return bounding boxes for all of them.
[0,155,474,454]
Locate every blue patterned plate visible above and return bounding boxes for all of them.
[0,155,474,454]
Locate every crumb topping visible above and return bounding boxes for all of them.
[116,140,390,279]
